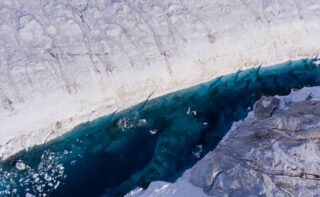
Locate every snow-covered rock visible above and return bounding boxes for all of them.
[1,0,320,158]
[130,87,320,196]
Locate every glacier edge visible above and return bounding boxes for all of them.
[1,0,320,159]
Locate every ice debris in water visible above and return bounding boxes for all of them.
[137,119,147,126]
[314,57,320,66]
[44,174,52,182]
[186,107,191,115]
[149,129,158,135]
[0,150,66,196]
[186,107,197,116]
[26,193,36,197]
[15,161,26,171]
[117,116,148,131]
[192,145,203,159]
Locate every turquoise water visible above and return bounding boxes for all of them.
[1,58,320,197]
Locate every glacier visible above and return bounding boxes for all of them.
[1,0,320,159]
[0,59,320,196]
[1,0,320,197]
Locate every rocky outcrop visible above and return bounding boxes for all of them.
[128,87,320,197]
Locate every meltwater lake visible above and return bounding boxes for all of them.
[1,58,320,197]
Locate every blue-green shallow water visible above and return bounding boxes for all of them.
[1,58,320,197]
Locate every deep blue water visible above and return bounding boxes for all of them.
[1,58,320,197]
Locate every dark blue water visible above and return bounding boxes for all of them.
[1,58,320,197]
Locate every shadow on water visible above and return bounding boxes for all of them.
[1,58,320,197]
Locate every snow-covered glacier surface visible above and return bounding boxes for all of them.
[1,0,320,159]
[2,0,320,197]
[1,59,320,197]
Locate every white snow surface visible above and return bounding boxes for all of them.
[1,0,320,159]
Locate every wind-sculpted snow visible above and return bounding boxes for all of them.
[1,0,320,159]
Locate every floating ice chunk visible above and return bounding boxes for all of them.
[15,161,26,171]
[117,116,147,130]
[36,185,42,192]
[314,58,320,66]
[117,117,129,130]
[54,181,60,190]
[187,107,197,116]
[186,107,191,115]
[192,152,201,159]
[26,193,35,197]
[33,173,39,178]
[57,164,64,171]
[44,173,52,182]
[137,119,147,126]
[149,129,158,135]
[192,145,203,159]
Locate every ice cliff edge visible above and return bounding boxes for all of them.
[1,0,320,159]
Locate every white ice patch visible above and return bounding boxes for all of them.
[261,100,271,108]
[149,129,158,135]
[1,0,320,161]
[276,87,320,109]
[15,161,26,171]
[0,151,66,196]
